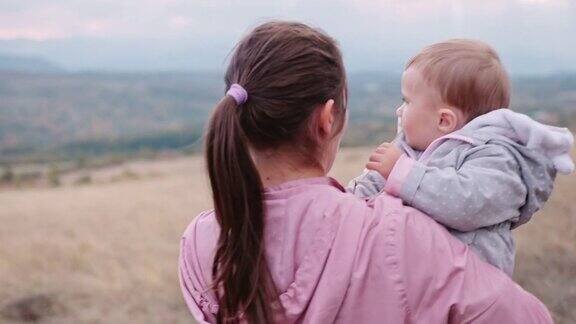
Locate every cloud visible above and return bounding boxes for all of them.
[1,0,573,40]
[0,0,574,74]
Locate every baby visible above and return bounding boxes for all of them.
[348,39,575,276]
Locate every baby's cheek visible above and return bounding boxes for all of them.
[403,126,427,151]
[402,120,414,138]
[402,127,415,146]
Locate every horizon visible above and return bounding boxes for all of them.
[2,53,576,78]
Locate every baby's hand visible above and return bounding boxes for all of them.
[366,142,403,179]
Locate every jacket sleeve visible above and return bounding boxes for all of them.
[346,169,387,198]
[384,144,527,232]
[374,195,553,324]
[178,215,219,323]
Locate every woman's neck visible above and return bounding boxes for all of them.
[251,149,326,188]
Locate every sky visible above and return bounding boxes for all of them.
[1,0,575,74]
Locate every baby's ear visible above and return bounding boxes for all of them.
[437,108,460,134]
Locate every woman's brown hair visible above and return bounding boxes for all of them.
[205,21,347,323]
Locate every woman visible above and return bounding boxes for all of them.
[178,21,552,323]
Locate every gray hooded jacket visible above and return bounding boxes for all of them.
[348,109,574,275]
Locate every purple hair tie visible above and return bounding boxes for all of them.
[226,83,248,105]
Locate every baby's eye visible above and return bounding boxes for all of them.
[401,97,408,104]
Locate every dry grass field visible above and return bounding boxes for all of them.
[0,147,574,323]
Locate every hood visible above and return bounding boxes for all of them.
[461,108,574,174]
[458,109,574,228]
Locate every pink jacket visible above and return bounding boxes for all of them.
[179,177,552,323]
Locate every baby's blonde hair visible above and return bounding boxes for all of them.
[406,39,510,121]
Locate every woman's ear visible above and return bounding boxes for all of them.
[318,99,335,138]
[437,108,460,134]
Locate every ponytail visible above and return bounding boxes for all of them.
[203,21,347,323]
[206,95,275,323]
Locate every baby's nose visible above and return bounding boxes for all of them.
[396,106,403,117]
